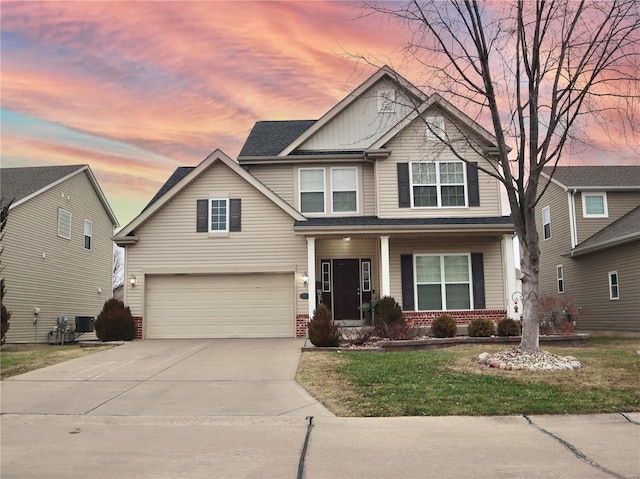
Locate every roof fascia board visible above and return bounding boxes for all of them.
[83,166,120,228]
[293,223,514,235]
[279,66,426,157]
[540,171,569,190]
[9,166,84,209]
[564,232,640,257]
[540,171,640,191]
[239,154,370,165]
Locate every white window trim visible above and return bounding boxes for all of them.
[209,197,229,233]
[409,161,468,209]
[542,206,551,240]
[425,115,445,141]
[378,89,395,113]
[608,271,619,300]
[414,254,473,311]
[57,208,72,239]
[556,265,564,294]
[83,220,93,250]
[330,167,358,214]
[299,168,326,215]
[582,192,608,218]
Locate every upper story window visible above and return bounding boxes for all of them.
[299,167,358,215]
[425,116,445,141]
[542,206,551,240]
[582,192,608,218]
[609,271,619,300]
[415,254,471,310]
[410,161,466,208]
[210,198,228,232]
[84,220,93,250]
[377,89,395,113]
[57,208,72,239]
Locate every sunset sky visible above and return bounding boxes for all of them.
[1,1,637,227]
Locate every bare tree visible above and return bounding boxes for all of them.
[365,0,640,352]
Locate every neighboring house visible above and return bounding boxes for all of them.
[536,166,640,336]
[1,165,119,342]
[114,66,516,339]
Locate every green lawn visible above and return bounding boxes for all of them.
[0,344,113,379]
[296,338,640,416]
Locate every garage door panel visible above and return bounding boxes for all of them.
[145,274,294,339]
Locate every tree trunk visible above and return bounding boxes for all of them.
[519,223,540,353]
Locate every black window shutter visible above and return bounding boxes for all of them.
[467,162,480,207]
[471,253,485,309]
[196,199,208,232]
[400,254,414,310]
[229,198,241,232]
[397,163,410,208]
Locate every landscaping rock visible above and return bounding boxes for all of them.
[477,347,583,371]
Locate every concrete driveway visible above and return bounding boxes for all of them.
[1,338,332,417]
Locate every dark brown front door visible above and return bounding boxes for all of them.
[333,259,360,320]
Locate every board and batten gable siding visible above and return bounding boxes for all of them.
[388,236,505,310]
[3,171,113,342]
[298,79,416,151]
[574,191,640,243]
[125,161,308,319]
[567,241,640,333]
[536,180,572,298]
[377,117,502,218]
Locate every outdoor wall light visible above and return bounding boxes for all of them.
[343,237,351,242]
[302,273,309,285]
[129,274,137,288]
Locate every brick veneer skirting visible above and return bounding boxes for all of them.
[402,310,507,326]
[133,316,143,340]
[296,314,310,338]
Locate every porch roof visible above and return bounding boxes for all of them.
[293,215,514,235]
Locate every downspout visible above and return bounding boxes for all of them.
[568,190,578,248]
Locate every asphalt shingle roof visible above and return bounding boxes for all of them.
[543,166,640,188]
[238,120,316,157]
[144,167,195,210]
[571,205,640,254]
[0,165,85,207]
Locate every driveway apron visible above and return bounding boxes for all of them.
[0,338,332,417]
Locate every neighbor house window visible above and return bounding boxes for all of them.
[378,89,395,113]
[415,254,471,310]
[209,198,228,232]
[321,261,331,292]
[582,192,608,218]
[362,261,371,292]
[609,271,619,300]
[84,220,93,250]
[411,161,466,207]
[331,167,357,213]
[542,206,551,240]
[557,265,564,293]
[299,168,325,213]
[425,116,445,141]
[57,208,72,239]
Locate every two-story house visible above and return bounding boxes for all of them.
[536,166,640,336]
[1,165,119,342]
[114,66,516,339]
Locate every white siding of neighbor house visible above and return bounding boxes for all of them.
[124,161,308,320]
[299,79,416,151]
[389,235,505,310]
[377,115,502,218]
[3,171,114,343]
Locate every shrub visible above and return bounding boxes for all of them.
[1,303,10,345]
[374,296,412,340]
[308,304,341,347]
[497,317,521,336]
[468,317,496,337]
[341,326,376,346]
[538,294,580,335]
[94,298,136,341]
[430,314,457,338]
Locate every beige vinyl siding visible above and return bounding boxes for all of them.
[124,161,308,321]
[389,236,505,309]
[377,117,502,218]
[564,241,640,333]
[246,164,294,205]
[315,237,380,295]
[299,79,415,151]
[536,182,572,298]
[3,172,114,342]
[575,191,640,243]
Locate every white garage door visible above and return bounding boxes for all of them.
[145,273,295,338]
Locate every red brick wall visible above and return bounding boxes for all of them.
[296,314,309,338]
[133,316,143,340]
[403,310,507,326]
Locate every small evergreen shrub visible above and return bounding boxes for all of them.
[94,298,136,341]
[430,314,457,338]
[374,296,412,340]
[467,317,496,337]
[497,317,521,336]
[308,304,341,347]
[1,303,10,344]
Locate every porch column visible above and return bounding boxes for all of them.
[502,234,517,315]
[307,237,316,318]
[380,235,391,297]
